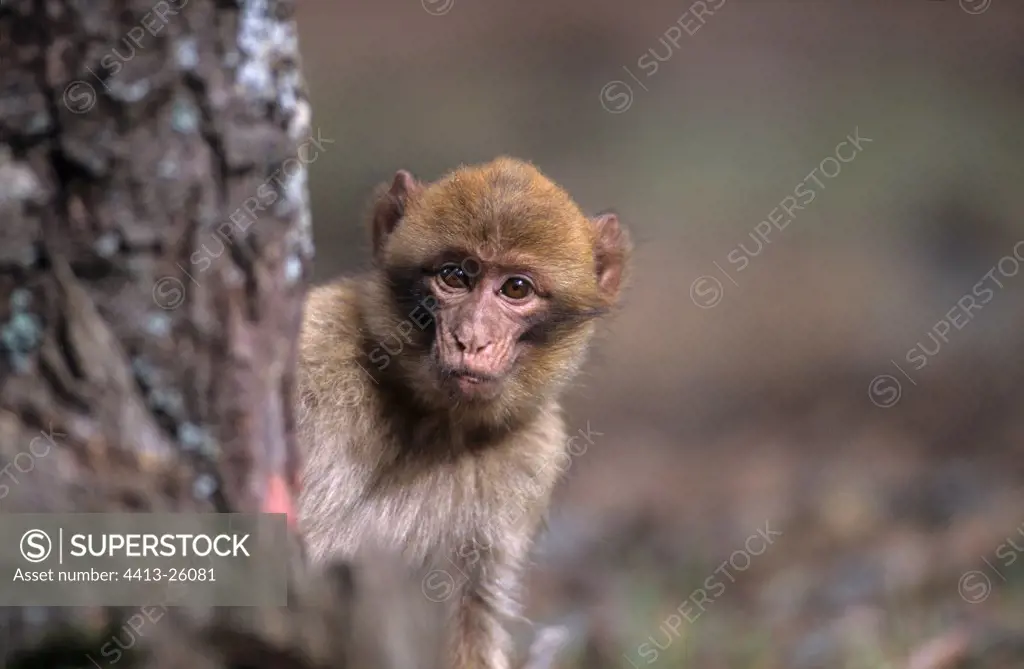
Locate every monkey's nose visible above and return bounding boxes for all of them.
[453,332,492,354]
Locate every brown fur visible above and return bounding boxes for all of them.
[296,157,630,669]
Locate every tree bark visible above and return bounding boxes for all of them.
[0,1,449,666]
[1,0,313,516]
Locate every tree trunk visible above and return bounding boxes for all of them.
[0,1,443,666]
[1,0,313,517]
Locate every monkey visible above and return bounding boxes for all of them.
[295,156,631,669]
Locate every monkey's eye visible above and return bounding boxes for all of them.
[438,263,470,290]
[499,277,534,300]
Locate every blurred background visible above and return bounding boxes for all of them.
[296,2,1024,667]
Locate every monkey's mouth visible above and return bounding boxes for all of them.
[444,369,502,399]
[456,372,486,383]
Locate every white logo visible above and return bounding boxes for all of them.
[20,529,52,563]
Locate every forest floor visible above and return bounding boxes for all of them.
[523,391,1024,669]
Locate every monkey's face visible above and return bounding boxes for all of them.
[369,157,631,412]
[425,260,546,402]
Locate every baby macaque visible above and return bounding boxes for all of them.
[297,157,630,669]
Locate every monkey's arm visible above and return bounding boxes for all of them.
[450,410,572,669]
[451,545,523,669]
[451,495,552,669]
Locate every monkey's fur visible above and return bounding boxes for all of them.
[296,157,630,669]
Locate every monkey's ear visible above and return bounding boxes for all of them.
[590,211,632,304]
[372,169,422,262]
